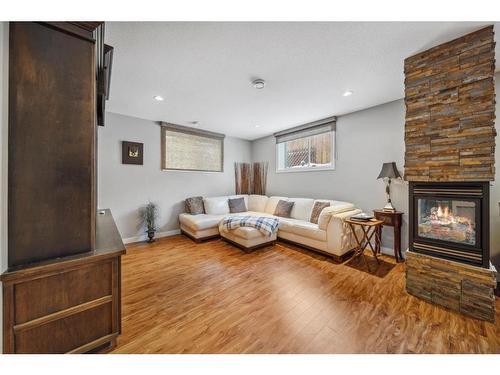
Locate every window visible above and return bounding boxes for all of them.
[275,117,336,172]
[161,123,224,172]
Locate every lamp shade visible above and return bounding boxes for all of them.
[377,162,401,179]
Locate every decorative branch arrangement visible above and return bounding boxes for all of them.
[141,202,159,242]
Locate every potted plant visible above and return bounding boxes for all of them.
[141,202,159,242]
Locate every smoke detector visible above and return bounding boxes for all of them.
[252,79,266,89]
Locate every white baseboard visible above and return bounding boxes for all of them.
[123,229,181,244]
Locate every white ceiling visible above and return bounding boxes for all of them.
[105,22,499,140]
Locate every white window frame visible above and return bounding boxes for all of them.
[275,125,336,174]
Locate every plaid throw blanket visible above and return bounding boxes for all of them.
[222,215,279,236]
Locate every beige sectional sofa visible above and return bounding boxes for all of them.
[179,194,362,261]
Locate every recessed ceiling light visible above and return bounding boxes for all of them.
[255,125,261,128]
[252,79,266,89]
[343,90,353,97]
[153,95,164,101]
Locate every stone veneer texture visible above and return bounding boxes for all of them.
[404,26,496,181]
[406,250,497,322]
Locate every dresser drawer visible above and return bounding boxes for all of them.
[379,215,394,226]
[15,302,113,354]
[14,260,112,324]
[373,211,400,226]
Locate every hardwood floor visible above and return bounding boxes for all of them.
[112,235,500,354]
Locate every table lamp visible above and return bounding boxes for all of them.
[377,162,401,212]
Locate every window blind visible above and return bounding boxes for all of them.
[274,116,337,144]
[160,122,225,172]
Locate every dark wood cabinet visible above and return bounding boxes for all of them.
[2,22,124,354]
[373,209,404,262]
[2,210,125,353]
[8,22,104,267]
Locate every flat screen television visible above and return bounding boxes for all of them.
[97,44,113,126]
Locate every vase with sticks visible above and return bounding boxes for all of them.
[141,202,159,243]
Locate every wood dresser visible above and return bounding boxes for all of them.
[1,22,123,353]
[1,210,125,353]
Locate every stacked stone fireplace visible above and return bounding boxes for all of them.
[403,26,497,321]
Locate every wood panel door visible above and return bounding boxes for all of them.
[8,22,100,267]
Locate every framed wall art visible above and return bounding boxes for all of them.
[122,141,144,165]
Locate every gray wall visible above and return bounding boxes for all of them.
[252,99,408,253]
[98,112,253,241]
[0,21,8,354]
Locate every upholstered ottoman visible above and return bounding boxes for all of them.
[219,219,277,252]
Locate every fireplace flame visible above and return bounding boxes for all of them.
[434,205,457,224]
[437,205,450,219]
[420,200,476,246]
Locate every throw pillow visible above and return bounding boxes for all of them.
[273,200,294,218]
[310,201,331,224]
[228,197,247,213]
[185,196,205,215]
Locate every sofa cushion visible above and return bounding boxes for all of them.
[314,199,335,205]
[179,213,225,231]
[289,198,315,221]
[264,196,288,214]
[223,226,266,240]
[228,197,247,213]
[278,217,305,232]
[274,200,294,218]
[278,218,326,242]
[248,194,268,212]
[291,222,327,242]
[310,201,331,224]
[203,196,230,215]
[313,199,335,209]
[228,194,249,208]
[185,196,205,215]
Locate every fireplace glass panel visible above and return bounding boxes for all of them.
[417,198,476,246]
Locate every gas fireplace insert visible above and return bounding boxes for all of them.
[409,182,489,268]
